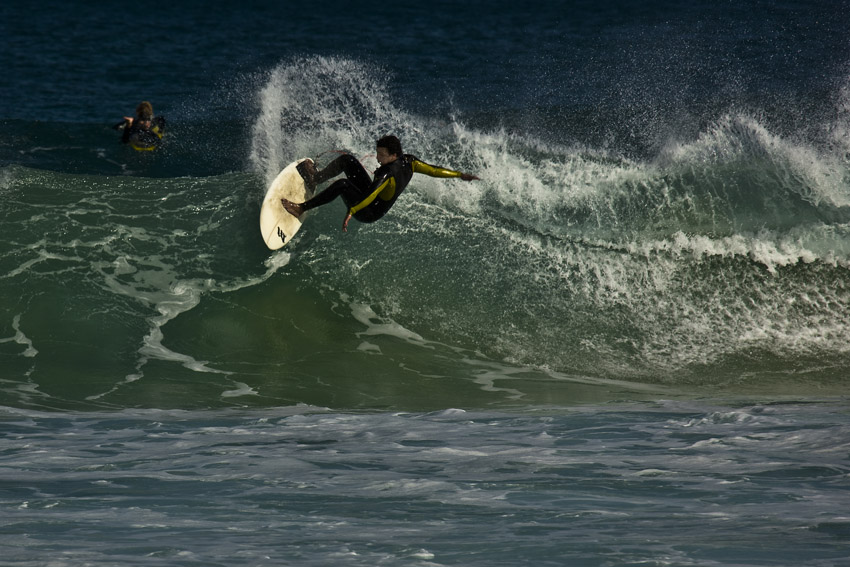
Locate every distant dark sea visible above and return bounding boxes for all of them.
[2,1,849,565]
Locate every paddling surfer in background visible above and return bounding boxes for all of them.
[114,101,166,151]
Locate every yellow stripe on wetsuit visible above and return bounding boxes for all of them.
[348,176,396,216]
[347,158,462,216]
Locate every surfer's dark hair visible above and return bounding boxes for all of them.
[376,135,402,157]
[136,101,154,120]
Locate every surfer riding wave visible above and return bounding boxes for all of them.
[281,135,479,231]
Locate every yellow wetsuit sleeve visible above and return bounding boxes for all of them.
[411,159,463,178]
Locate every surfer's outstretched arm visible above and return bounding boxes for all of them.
[411,159,480,181]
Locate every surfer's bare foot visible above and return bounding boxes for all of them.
[281,198,304,218]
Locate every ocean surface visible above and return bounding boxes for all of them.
[2,1,849,565]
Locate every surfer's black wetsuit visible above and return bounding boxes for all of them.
[300,153,465,223]
[121,116,166,151]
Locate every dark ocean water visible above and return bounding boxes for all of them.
[2,1,849,565]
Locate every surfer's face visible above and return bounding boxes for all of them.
[376,146,397,166]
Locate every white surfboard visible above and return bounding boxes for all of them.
[259,158,313,249]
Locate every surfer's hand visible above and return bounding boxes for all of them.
[460,173,480,181]
[342,213,352,232]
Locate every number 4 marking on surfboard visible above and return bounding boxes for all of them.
[277,226,285,243]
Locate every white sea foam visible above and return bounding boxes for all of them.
[221,382,259,398]
[0,315,38,358]
[349,302,427,345]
